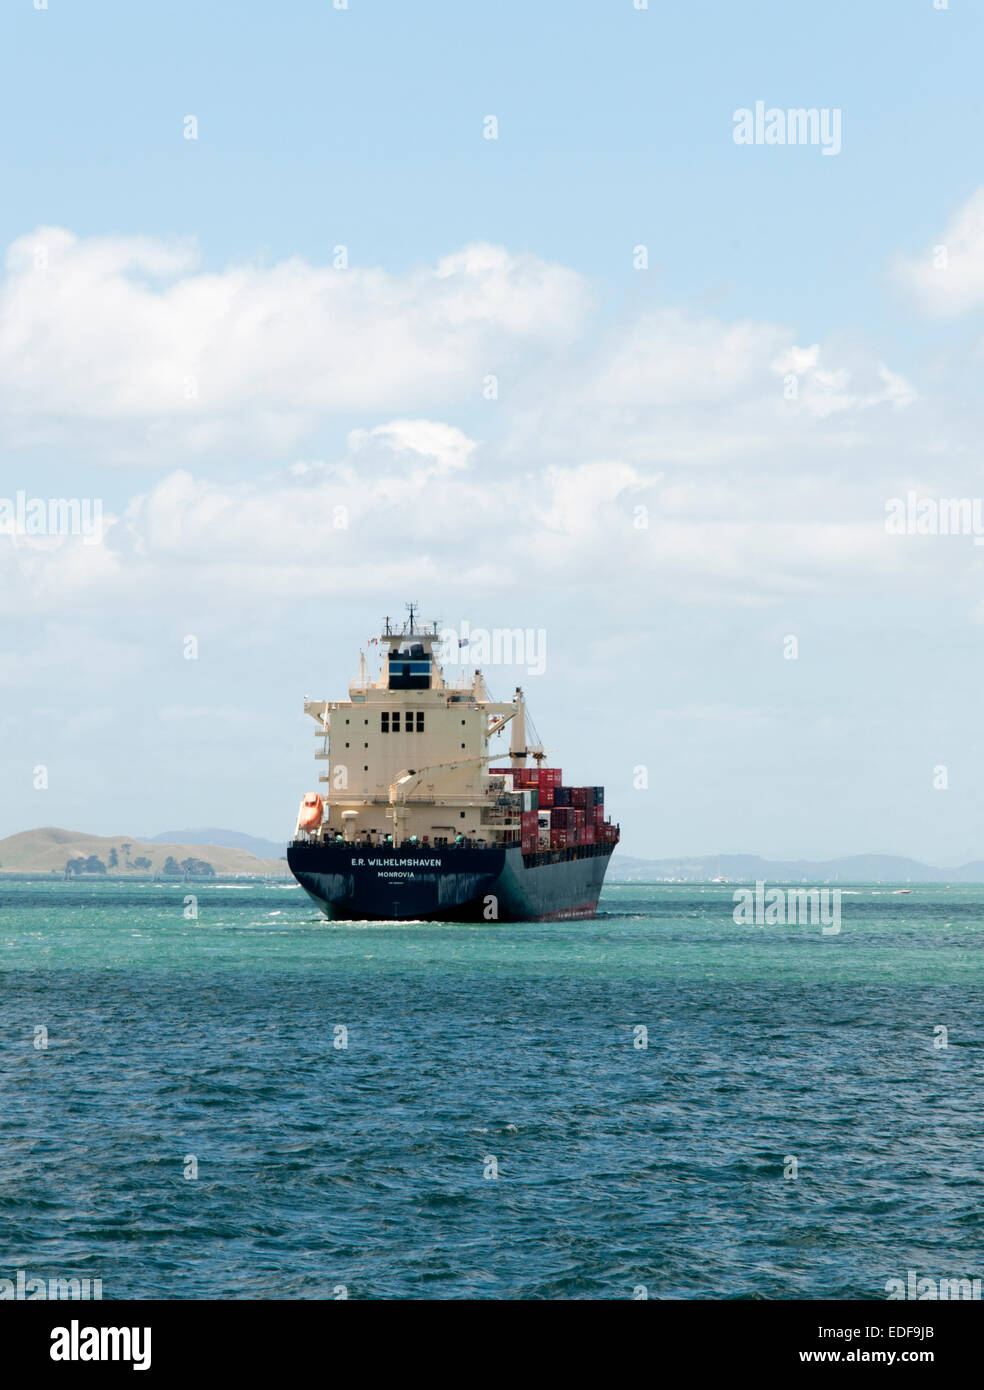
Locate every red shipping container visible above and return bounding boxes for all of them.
[582,825,596,844]
[574,809,585,825]
[538,786,554,808]
[491,768,539,786]
[593,804,605,825]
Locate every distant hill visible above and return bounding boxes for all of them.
[0,827,290,877]
[148,828,287,860]
[607,852,984,883]
[5,829,980,885]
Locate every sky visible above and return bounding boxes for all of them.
[2,0,984,863]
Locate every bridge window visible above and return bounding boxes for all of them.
[382,710,419,732]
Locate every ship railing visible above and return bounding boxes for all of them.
[289,835,517,852]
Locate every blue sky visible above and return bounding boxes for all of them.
[3,0,984,862]
[4,2,979,329]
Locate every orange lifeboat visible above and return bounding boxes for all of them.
[297,793,323,832]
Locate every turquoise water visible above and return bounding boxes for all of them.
[2,878,982,1299]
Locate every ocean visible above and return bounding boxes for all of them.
[1,878,982,1300]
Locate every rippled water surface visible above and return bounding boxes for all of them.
[2,878,982,1299]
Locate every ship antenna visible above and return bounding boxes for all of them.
[405,600,418,634]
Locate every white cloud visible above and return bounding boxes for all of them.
[0,229,589,459]
[0,418,928,630]
[0,227,945,633]
[893,188,984,317]
[499,309,915,470]
[0,225,920,472]
[770,348,915,418]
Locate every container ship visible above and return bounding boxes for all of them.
[286,608,620,921]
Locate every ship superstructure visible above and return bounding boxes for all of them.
[286,608,619,920]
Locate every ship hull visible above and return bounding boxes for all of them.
[286,841,616,922]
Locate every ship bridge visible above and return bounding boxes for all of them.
[297,606,529,847]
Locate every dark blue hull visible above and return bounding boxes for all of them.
[286,841,616,922]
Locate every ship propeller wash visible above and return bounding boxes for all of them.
[287,609,620,920]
